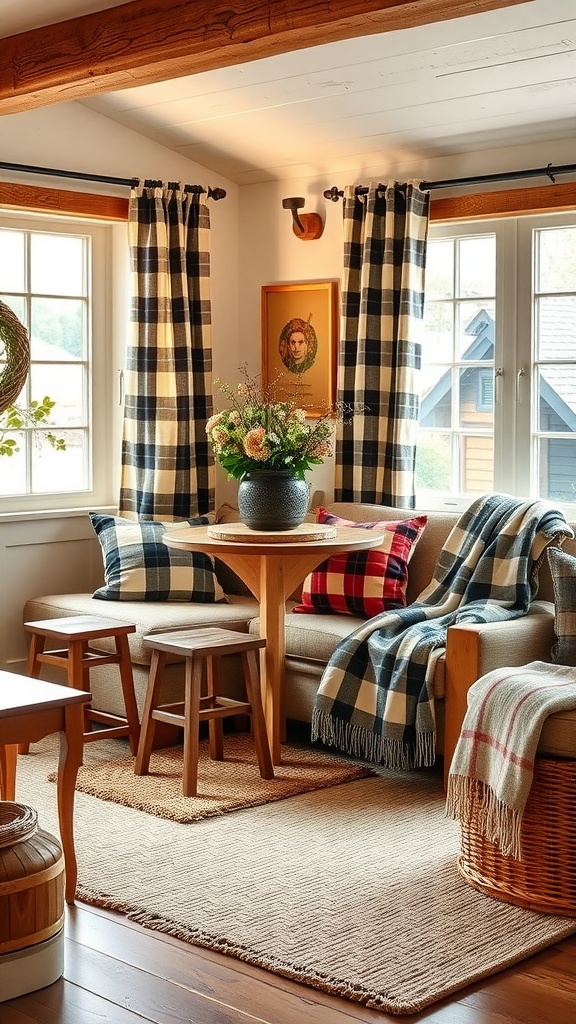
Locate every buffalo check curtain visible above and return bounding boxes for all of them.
[119,180,214,520]
[335,181,429,508]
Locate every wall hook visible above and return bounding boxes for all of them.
[282,197,324,240]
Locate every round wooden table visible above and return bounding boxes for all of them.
[164,522,384,764]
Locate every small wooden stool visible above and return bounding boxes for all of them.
[135,627,274,796]
[23,615,141,753]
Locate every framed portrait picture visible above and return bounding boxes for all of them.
[261,280,339,416]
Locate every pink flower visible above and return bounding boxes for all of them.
[211,426,229,451]
[243,426,270,461]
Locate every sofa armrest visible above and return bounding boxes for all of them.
[442,601,555,788]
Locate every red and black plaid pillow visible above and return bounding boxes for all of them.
[293,508,427,618]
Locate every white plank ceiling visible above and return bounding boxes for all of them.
[3,0,576,185]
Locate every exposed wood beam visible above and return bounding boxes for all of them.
[0,0,534,115]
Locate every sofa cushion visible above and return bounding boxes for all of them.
[24,593,259,665]
[89,513,225,603]
[547,545,576,665]
[293,509,427,617]
[249,609,447,699]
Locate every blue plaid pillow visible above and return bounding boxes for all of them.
[89,514,226,603]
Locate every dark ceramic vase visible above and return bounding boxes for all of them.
[237,470,309,531]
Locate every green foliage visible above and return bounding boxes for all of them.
[415,436,451,490]
[0,395,66,457]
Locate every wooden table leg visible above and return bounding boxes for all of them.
[57,702,85,903]
[0,743,17,801]
[258,554,287,766]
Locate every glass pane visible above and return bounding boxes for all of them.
[458,236,495,298]
[538,367,576,432]
[30,297,85,360]
[537,437,576,503]
[457,301,495,359]
[535,296,576,360]
[419,365,451,428]
[424,239,453,299]
[537,227,576,293]
[0,294,26,326]
[415,431,451,492]
[30,365,85,427]
[461,434,494,495]
[422,301,453,362]
[0,230,25,292]
[31,430,88,494]
[30,233,85,296]
[0,438,27,494]
[459,366,494,429]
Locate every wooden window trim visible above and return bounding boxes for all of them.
[2,177,575,224]
[0,181,127,221]
[430,181,576,222]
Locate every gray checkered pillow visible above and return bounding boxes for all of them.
[89,513,225,603]
[547,546,576,664]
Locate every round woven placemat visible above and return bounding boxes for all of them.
[0,299,31,414]
[207,522,337,543]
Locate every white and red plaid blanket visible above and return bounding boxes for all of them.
[446,661,576,860]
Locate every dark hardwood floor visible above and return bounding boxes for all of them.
[3,901,576,1023]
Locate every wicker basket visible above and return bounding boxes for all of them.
[458,757,576,916]
[0,299,30,415]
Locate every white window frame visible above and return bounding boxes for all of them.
[419,211,576,512]
[0,210,120,514]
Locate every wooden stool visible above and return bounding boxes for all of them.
[135,627,274,796]
[23,615,141,753]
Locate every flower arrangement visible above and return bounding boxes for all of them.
[206,369,336,480]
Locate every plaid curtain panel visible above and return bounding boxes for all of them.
[335,181,429,507]
[119,180,215,520]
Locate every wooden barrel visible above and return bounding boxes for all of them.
[0,802,64,956]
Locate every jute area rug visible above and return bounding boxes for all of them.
[48,732,373,822]
[16,735,576,1016]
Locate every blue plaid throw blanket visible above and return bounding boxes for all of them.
[311,493,573,769]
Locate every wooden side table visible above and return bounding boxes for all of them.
[0,671,90,904]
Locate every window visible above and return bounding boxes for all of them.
[416,212,576,509]
[0,212,116,511]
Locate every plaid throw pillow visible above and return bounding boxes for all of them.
[548,546,576,664]
[89,514,225,603]
[293,508,427,618]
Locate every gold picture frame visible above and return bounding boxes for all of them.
[261,280,339,416]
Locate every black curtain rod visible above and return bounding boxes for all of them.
[0,160,227,199]
[323,162,576,201]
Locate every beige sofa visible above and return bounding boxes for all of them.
[23,500,572,779]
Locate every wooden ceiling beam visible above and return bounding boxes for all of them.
[0,0,533,115]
